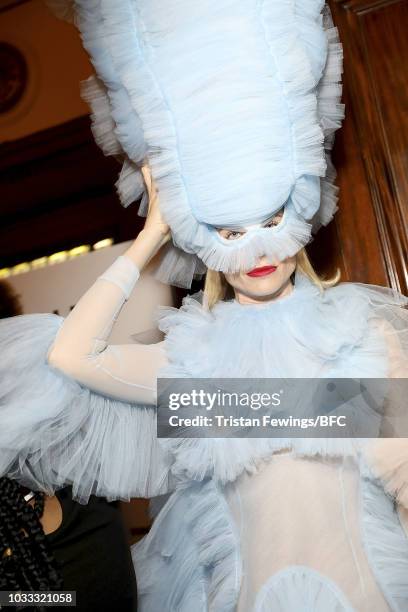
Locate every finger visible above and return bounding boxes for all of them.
[141,165,152,195]
[149,173,158,198]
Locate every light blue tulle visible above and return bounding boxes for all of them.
[253,566,355,611]
[360,472,408,611]
[1,272,407,610]
[132,479,242,612]
[0,314,171,502]
[1,271,407,496]
[47,0,344,287]
[155,269,408,485]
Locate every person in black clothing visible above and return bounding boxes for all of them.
[0,477,63,594]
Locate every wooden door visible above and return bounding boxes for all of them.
[310,0,408,294]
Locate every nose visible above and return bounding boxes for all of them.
[256,255,274,266]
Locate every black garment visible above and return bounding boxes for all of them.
[47,487,137,612]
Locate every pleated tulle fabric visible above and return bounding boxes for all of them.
[253,565,355,611]
[132,479,242,612]
[46,0,344,287]
[1,270,406,504]
[0,314,171,503]
[360,473,408,610]
[156,269,408,486]
[0,269,407,609]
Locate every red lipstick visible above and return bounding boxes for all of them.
[247,265,277,277]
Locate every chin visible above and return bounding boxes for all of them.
[247,286,284,298]
[238,277,287,297]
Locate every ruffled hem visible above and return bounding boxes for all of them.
[155,274,408,485]
[152,242,207,290]
[0,314,171,503]
[158,273,406,378]
[360,468,408,610]
[159,437,362,488]
[132,480,242,612]
[254,565,354,611]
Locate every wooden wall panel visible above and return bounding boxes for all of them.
[0,117,144,268]
[326,0,408,292]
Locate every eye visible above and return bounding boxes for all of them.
[264,209,284,228]
[217,229,246,240]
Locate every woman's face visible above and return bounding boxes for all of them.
[217,209,297,304]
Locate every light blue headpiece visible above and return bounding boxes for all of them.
[52,0,344,287]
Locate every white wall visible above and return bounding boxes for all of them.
[7,241,174,343]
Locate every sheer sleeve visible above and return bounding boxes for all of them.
[0,255,172,501]
[48,255,168,405]
[363,315,408,509]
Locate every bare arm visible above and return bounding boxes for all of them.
[48,167,171,405]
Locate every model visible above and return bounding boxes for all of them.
[1,1,408,610]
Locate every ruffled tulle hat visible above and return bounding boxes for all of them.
[50,0,344,287]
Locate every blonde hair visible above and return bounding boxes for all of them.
[204,248,341,309]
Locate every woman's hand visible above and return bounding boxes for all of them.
[124,165,172,272]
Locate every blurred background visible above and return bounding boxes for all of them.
[0,0,407,540]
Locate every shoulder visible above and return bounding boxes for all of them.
[319,280,407,331]
[324,280,407,310]
[323,281,408,377]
